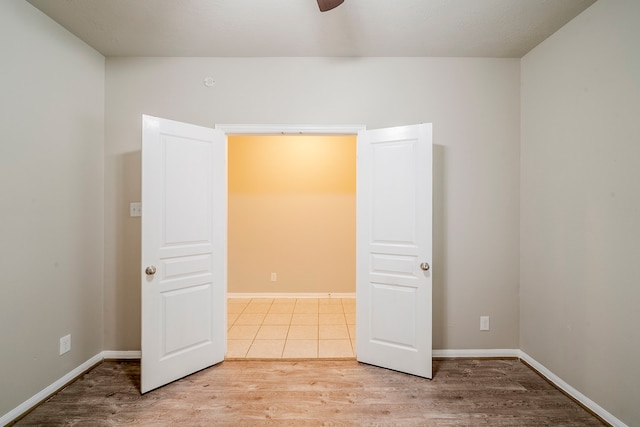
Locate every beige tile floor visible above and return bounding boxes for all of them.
[227,298,356,359]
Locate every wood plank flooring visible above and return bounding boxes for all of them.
[14,359,604,426]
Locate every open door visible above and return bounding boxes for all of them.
[141,115,227,393]
[356,124,433,378]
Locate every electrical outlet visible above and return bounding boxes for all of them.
[129,202,142,217]
[480,316,490,331]
[270,272,277,282]
[59,334,71,355]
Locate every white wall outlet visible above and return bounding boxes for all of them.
[59,334,71,355]
[129,202,142,217]
[480,316,490,331]
[270,272,277,282]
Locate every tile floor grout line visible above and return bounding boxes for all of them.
[246,298,261,358]
[317,299,321,357]
[342,303,353,355]
[317,306,322,357]
[240,299,250,358]
[281,305,292,358]
[228,297,356,359]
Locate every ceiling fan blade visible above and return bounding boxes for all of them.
[317,0,344,12]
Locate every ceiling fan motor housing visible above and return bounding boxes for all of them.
[317,0,344,12]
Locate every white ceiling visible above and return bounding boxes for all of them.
[27,0,596,58]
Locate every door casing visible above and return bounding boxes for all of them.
[218,123,366,299]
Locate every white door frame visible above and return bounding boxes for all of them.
[215,124,366,136]
[218,123,365,341]
[218,124,365,302]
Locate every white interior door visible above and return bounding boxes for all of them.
[356,123,433,378]
[141,115,227,393]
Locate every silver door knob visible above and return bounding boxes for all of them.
[145,265,157,276]
[420,262,430,271]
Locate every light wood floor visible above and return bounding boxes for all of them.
[14,359,604,426]
[227,298,355,359]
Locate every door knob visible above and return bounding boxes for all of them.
[420,262,430,271]
[145,265,157,276]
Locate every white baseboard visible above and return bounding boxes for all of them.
[0,350,142,426]
[227,292,355,299]
[433,348,520,358]
[2,348,627,427]
[102,350,141,360]
[518,351,627,427]
[0,352,103,426]
[434,349,627,426]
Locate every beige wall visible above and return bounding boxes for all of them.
[228,135,356,294]
[105,56,521,351]
[0,0,105,417]
[6,1,638,424]
[520,1,640,425]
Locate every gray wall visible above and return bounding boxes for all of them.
[520,1,640,425]
[0,0,105,417]
[104,57,521,351]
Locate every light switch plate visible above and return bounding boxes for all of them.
[480,316,490,331]
[59,334,71,355]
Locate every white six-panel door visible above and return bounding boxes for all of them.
[141,115,227,393]
[356,124,433,378]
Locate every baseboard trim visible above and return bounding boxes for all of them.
[433,348,520,358]
[518,351,626,427]
[2,349,627,427]
[1,350,142,426]
[1,353,103,426]
[227,292,355,299]
[102,350,142,360]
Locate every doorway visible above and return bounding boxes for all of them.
[225,134,357,358]
[141,117,433,392]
